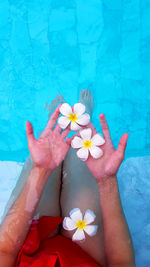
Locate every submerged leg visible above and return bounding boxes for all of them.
[60,90,106,265]
[2,95,65,224]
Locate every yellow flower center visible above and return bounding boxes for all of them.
[75,220,87,230]
[83,140,92,148]
[68,113,78,123]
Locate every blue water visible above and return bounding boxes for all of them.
[0,0,150,266]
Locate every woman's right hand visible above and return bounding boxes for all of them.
[85,114,129,182]
[26,104,71,172]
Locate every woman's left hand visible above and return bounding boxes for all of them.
[26,104,70,171]
[85,114,129,182]
[67,113,129,182]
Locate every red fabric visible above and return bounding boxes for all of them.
[16,216,101,267]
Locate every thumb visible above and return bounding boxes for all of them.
[66,137,73,145]
[66,133,80,145]
[26,121,36,147]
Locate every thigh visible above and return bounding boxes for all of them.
[60,148,106,266]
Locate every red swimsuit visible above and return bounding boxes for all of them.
[16,216,101,267]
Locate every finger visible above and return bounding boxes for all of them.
[117,133,129,158]
[66,133,80,145]
[26,121,36,147]
[54,124,62,133]
[61,128,71,139]
[87,122,97,135]
[99,113,112,142]
[46,104,62,130]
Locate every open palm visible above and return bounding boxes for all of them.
[67,113,129,182]
[26,104,70,171]
[86,114,129,182]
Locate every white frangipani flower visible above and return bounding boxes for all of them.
[63,208,98,241]
[58,103,90,131]
[71,128,105,161]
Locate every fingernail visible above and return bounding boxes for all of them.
[100,113,104,118]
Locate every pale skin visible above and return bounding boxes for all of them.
[0,105,135,267]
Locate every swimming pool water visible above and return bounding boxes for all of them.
[0,0,150,161]
[0,0,150,266]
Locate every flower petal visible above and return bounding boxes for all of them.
[84,225,98,236]
[70,122,82,131]
[63,217,76,231]
[80,128,92,140]
[69,208,83,223]
[71,136,84,149]
[91,134,105,146]
[84,209,96,225]
[77,147,89,161]
[73,103,85,117]
[60,103,72,117]
[76,114,90,126]
[89,146,103,159]
[72,228,85,241]
[58,116,70,129]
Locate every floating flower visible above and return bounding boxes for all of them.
[58,103,90,131]
[63,208,98,241]
[71,128,105,161]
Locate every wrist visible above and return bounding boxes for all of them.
[97,175,118,192]
[32,166,52,180]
